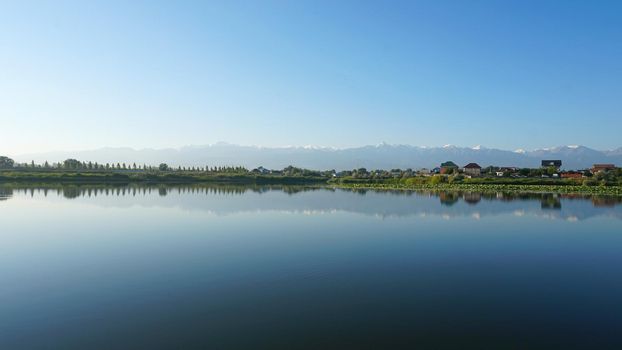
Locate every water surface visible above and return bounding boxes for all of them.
[1,185,621,349]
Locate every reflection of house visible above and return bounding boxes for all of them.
[440,161,459,174]
[463,163,482,177]
[542,160,562,169]
[463,192,482,205]
[592,164,616,173]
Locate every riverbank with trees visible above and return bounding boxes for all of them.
[1,156,621,195]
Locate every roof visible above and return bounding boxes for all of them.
[464,163,481,169]
[440,161,458,168]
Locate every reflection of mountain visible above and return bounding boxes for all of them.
[1,185,621,221]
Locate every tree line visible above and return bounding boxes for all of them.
[0,156,251,173]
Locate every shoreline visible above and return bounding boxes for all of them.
[331,183,622,196]
[1,171,621,196]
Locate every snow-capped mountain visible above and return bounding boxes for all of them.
[13,143,622,170]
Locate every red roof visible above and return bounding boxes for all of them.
[561,173,582,178]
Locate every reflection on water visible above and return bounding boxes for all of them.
[0,187,14,201]
[1,184,621,222]
[1,184,622,349]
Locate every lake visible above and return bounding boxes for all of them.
[1,185,621,349]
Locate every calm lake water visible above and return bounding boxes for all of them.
[1,185,621,349]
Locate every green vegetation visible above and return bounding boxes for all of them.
[329,172,622,195]
[1,155,621,195]
[0,170,327,185]
[331,182,622,196]
[0,156,15,168]
[0,156,330,184]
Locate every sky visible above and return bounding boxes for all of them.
[1,0,621,155]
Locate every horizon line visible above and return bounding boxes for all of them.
[8,142,622,156]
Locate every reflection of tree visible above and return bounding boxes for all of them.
[62,186,81,199]
[592,197,622,208]
[439,192,459,206]
[1,184,621,218]
[0,187,13,201]
[541,195,562,210]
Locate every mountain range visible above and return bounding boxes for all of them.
[14,143,622,170]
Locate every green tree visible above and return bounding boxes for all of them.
[63,159,81,169]
[429,175,445,185]
[0,156,15,168]
[159,163,169,171]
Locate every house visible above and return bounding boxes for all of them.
[541,160,562,169]
[418,168,431,176]
[499,167,519,173]
[440,161,459,174]
[253,166,270,174]
[390,169,402,177]
[463,163,482,177]
[591,164,616,173]
[561,172,582,178]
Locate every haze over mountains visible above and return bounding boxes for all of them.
[15,143,622,170]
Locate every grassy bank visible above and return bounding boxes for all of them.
[0,170,327,185]
[331,182,622,196]
[2,170,622,196]
[328,173,622,196]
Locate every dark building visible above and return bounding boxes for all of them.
[463,163,482,176]
[440,161,459,174]
[541,160,562,169]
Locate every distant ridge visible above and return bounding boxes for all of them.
[14,144,622,170]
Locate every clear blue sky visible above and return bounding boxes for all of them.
[1,0,621,154]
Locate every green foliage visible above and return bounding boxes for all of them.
[429,175,444,185]
[63,159,82,169]
[449,174,464,183]
[335,182,622,196]
[583,178,599,186]
[0,156,15,169]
